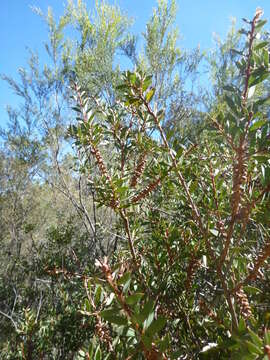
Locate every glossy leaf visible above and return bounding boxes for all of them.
[126,293,144,305]
[249,119,267,132]
[146,316,166,337]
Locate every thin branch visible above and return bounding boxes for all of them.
[0,309,18,332]
[141,95,204,234]
[119,210,137,268]
[35,291,43,323]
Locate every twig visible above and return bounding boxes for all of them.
[0,309,18,331]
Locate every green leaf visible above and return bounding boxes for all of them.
[253,154,270,162]
[94,346,102,360]
[248,70,269,87]
[264,330,270,345]
[242,18,252,24]
[123,278,132,293]
[141,333,152,350]
[176,146,184,159]
[142,76,153,91]
[157,109,165,120]
[263,167,270,186]
[209,229,219,237]
[255,19,267,32]
[94,285,102,304]
[84,298,92,312]
[72,106,82,113]
[88,343,94,358]
[116,83,126,90]
[231,48,244,55]
[118,272,131,286]
[224,95,238,115]
[126,293,144,306]
[243,286,262,295]
[249,119,267,132]
[145,88,155,102]
[69,125,78,136]
[254,41,269,50]
[238,317,246,334]
[116,186,129,196]
[248,86,256,99]
[159,333,170,352]
[105,292,114,306]
[129,73,137,84]
[143,311,155,331]
[255,97,270,107]
[125,97,140,106]
[140,300,155,323]
[100,311,128,326]
[146,316,166,337]
[131,312,146,325]
[100,308,120,319]
[263,48,269,68]
[223,85,236,92]
[236,59,246,71]
[246,340,263,355]
[249,329,263,348]
[126,328,136,338]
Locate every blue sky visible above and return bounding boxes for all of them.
[1,0,270,128]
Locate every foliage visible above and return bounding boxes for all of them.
[1,2,270,360]
[1,1,203,357]
[67,9,270,358]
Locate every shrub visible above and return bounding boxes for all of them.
[69,9,270,359]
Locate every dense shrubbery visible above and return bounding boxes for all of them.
[65,10,270,358]
[1,2,270,359]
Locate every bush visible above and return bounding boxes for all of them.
[69,10,270,359]
[2,9,270,360]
